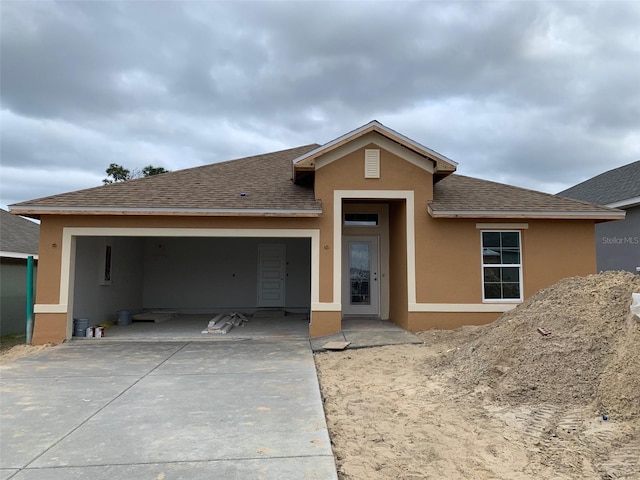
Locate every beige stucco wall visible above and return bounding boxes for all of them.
[413,217,596,304]
[313,141,433,321]
[30,144,599,344]
[313,143,597,332]
[408,312,500,330]
[388,200,409,329]
[406,219,597,330]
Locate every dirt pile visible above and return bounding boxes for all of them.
[316,272,640,479]
[598,311,640,419]
[435,271,640,418]
[0,343,53,363]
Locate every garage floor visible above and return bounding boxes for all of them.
[75,314,424,351]
[83,313,310,342]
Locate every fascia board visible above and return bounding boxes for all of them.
[0,251,39,260]
[427,207,626,220]
[606,196,640,209]
[9,206,322,217]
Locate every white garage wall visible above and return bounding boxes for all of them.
[142,237,310,313]
[73,237,144,326]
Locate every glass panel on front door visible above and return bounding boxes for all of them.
[349,242,371,305]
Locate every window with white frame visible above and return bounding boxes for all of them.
[481,231,522,301]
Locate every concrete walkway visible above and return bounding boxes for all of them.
[310,318,424,351]
[0,340,337,480]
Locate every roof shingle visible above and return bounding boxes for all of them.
[429,174,623,219]
[1,209,40,255]
[558,160,640,206]
[11,145,321,215]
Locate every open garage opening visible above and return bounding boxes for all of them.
[70,236,312,340]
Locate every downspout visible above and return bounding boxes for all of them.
[26,255,34,344]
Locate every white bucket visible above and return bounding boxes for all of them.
[94,327,104,338]
[85,327,95,338]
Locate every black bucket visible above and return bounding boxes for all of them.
[73,318,89,337]
[116,310,132,326]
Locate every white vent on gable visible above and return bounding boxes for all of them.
[364,149,380,178]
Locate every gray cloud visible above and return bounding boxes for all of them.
[1,0,638,208]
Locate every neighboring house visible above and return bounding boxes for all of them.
[0,208,39,336]
[558,160,640,273]
[9,121,623,345]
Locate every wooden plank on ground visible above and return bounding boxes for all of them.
[322,341,351,351]
[215,323,234,334]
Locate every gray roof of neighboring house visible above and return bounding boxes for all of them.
[558,160,640,207]
[0,208,40,256]
[429,174,621,219]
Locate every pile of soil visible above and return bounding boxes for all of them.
[0,343,53,363]
[434,271,640,418]
[316,272,640,479]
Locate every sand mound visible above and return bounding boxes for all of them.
[435,271,640,418]
[317,272,640,479]
[0,343,53,363]
[598,311,640,419]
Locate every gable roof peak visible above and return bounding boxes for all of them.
[291,120,457,182]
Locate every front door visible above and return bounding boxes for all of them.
[342,236,380,316]
[258,244,286,308]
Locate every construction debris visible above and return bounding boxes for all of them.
[202,312,248,334]
[322,341,351,351]
[537,327,551,336]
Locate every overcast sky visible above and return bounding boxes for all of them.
[1,1,639,209]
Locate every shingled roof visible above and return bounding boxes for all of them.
[429,174,624,220]
[1,209,39,258]
[9,139,624,222]
[292,120,457,183]
[558,160,640,208]
[11,145,322,217]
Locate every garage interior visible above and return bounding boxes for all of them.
[70,236,311,340]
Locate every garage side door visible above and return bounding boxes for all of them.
[257,244,285,308]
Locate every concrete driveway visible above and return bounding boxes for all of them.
[0,340,337,479]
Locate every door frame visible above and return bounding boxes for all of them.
[341,202,389,319]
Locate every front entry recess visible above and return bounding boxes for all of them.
[342,236,379,316]
[258,244,286,308]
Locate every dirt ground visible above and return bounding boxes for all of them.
[2,272,638,478]
[0,333,26,353]
[315,272,640,479]
[0,343,52,363]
